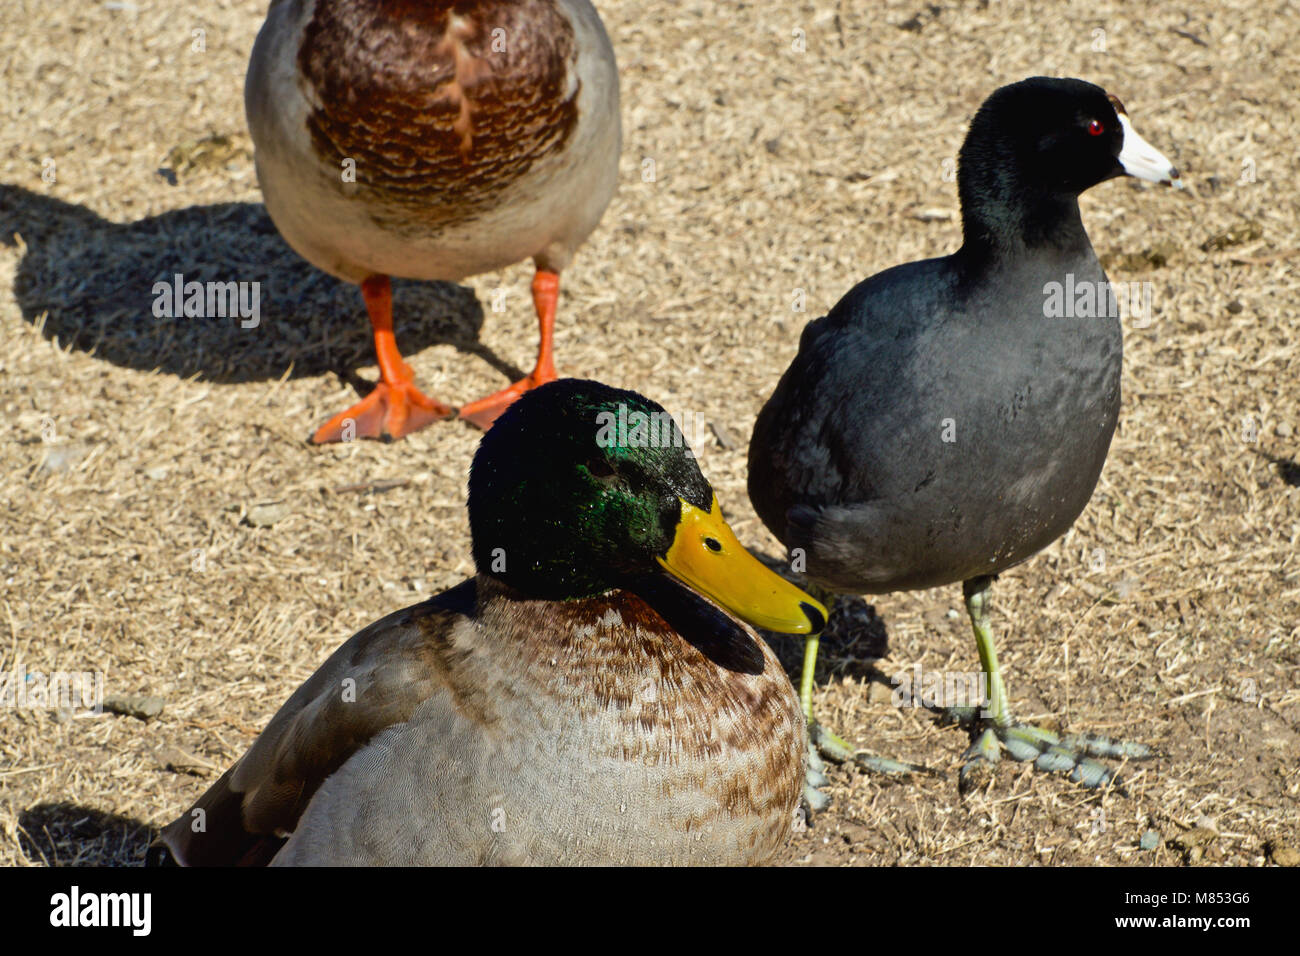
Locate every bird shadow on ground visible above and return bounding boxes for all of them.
[1258,450,1300,488]
[753,550,894,692]
[0,184,525,386]
[18,802,154,867]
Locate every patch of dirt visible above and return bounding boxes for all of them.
[1,0,1296,866]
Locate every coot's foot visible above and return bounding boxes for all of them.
[952,577,1155,790]
[796,592,930,814]
[803,718,931,814]
[943,707,1154,791]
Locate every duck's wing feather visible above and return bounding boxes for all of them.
[150,580,477,866]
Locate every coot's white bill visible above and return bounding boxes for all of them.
[1117,112,1183,188]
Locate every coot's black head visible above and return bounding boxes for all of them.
[957,77,1181,251]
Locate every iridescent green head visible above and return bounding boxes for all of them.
[467,379,825,634]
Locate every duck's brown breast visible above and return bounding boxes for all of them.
[251,579,801,865]
[454,586,805,862]
[298,0,580,230]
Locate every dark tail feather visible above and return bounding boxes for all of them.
[148,765,286,867]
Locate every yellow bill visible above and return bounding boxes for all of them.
[656,495,828,634]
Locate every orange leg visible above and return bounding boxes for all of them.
[311,275,456,443]
[458,269,561,430]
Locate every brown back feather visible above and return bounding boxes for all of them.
[151,581,476,866]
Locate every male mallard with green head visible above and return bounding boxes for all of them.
[246,0,621,439]
[151,380,825,865]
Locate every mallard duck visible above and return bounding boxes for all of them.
[151,379,826,865]
[245,0,621,440]
[748,78,1182,804]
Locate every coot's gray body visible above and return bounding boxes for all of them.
[750,244,1119,595]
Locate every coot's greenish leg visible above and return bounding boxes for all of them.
[800,632,834,812]
[798,629,820,722]
[798,587,929,815]
[964,576,1009,725]
[799,575,1155,803]
[952,576,1154,789]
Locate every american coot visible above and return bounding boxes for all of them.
[748,77,1182,803]
[151,380,827,865]
[246,0,621,440]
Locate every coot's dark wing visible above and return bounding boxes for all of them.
[749,256,959,537]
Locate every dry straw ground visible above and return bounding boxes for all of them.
[1,0,1296,867]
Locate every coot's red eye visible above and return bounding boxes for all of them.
[1087,119,1105,136]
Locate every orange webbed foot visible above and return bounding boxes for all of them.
[311,274,457,443]
[457,369,557,431]
[311,380,456,443]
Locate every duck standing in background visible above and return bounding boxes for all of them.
[246,0,621,440]
[748,78,1183,805]
[152,380,826,865]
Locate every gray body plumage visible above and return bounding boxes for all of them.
[749,242,1120,594]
